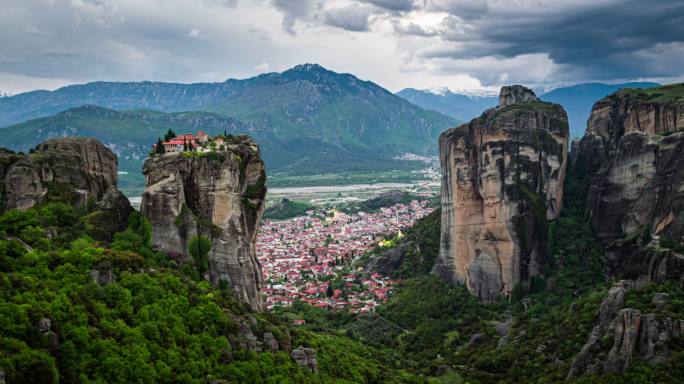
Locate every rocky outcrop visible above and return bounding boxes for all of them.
[433,85,569,300]
[141,135,266,309]
[567,280,684,378]
[291,346,318,373]
[1,138,120,212]
[573,84,684,281]
[499,85,539,108]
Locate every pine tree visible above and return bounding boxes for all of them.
[326,284,334,297]
[164,129,177,141]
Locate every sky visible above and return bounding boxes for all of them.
[1,0,683,95]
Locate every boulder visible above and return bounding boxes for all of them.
[37,317,52,333]
[291,346,318,373]
[651,293,670,309]
[433,85,569,300]
[263,332,279,351]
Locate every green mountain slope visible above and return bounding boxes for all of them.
[0,104,435,186]
[0,106,252,172]
[0,64,457,176]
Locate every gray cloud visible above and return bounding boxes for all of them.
[427,0,488,19]
[204,0,238,7]
[393,21,439,37]
[382,0,684,85]
[361,0,415,12]
[271,0,374,34]
[0,0,682,94]
[270,0,317,35]
[324,4,372,32]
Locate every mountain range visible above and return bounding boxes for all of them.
[0,64,456,176]
[0,64,663,178]
[397,82,660,138]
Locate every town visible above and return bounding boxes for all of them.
[256,200,435,313]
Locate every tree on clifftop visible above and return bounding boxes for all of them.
[164,129,177,141]
[155,137,165,154]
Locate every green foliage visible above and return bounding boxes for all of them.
[0,203,426,383]
[613,83,684,104]
[154,137,165,154]
[377,276,503,368]
[339,190,420,214]
[264,198,313,220]
[164,129,177,141]
[660,235,684,253]
[188,235,211,276]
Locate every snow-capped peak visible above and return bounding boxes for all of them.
[424,86,451,96]
[421,86,498,98]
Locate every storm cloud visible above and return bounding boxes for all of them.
[0,0,682,94]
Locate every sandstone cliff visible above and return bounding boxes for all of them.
[573,84,684,281]
[141,135,266,309]
[433,85,569,301]
[1,138,120,212]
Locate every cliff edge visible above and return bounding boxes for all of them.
[573,83,684,282]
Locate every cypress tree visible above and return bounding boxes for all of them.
[155,137,165,154]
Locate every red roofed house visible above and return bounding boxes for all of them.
[163,133,197,153]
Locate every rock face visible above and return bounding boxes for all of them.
[573,84,684,281]
[567,280,684,378]
[1,138,121,212]
[433,85,569,300]
[499,85,539,108]
[291,346,318,373]
[141,136,266,309]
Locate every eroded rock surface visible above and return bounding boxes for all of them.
[291,346,318,373]
[499,85,539,108]
[573,84,684,281]
[1,138,119,212]
[433,85,569,300]
[141,135,266,309]
[567,280,684,378]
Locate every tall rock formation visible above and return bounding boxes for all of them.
[141,135,266,309]
[573,83,684,281]
[1,138,120,212]
[433,85,569,300]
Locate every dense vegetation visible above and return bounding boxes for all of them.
[2,153,683,383]
[0,204,429,383]
[347,162,684,383]
[614,83,684,103]
[263,199,314,220]
[338,191,426,214]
